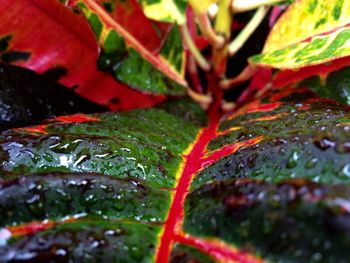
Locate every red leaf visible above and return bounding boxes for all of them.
[0,0,164,110]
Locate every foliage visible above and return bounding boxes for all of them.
[0,0,350,262]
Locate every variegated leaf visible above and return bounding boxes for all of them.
[250,0,350,69]
[139,0,188,24]
[1,85,350,262]
[0,0,164,110]
[271,55,350,105]
[71,0,187,95]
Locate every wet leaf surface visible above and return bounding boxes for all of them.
[0,86,349,262]
[0,63,106,130]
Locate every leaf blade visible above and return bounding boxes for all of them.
[250,0,350,69]
[0,0,164,109]
[72,0,187,94]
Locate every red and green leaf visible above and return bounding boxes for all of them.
[1,82,350,262]
[0,62,107,130]
[270,56,350,105]
[70,0,187,95]
[0,0,164,110]
[1,0,350,262]
[250,0,350,69]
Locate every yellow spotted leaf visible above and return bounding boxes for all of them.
[250,0,350,69]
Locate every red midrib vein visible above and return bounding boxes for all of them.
[155,86,266,261]
[155,94,222,262]
[155,125,218,262]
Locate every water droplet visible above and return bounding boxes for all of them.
[0,228,11,246]
[314,137,335,151]
[26,194,40,204]
[251,169,263,178]
[55,248,67,257]
[84,194,96,202]
[295,249,303,257]
[305,158,318,169]
[279,147,286,155]
[336,142,350,153]
[324,240,332,250]
[272,138,287,146]
[342,164,350,177]
[286,151,300,169]
[37,237,46,246]
[247,154,258,168]
[235,161,244,173]
[104,230,116,236]
[312,252,322,261]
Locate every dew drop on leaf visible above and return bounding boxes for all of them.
[286,150,300,169]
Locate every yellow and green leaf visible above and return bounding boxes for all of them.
[139,0,188,24]
[250,0,350,69]
[138,0,219,24]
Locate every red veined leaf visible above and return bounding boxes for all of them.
[69,0,187,95]
[270,54,350,105]
[272,55,350,88]
[0,77,350,262]
[274,64,350,105]
[0,0,164,110]
[250,0,350,69]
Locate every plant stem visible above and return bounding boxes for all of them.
[212,0,232,76]
[188,55,204,93]
[194,12,225,48]
[181,25,211,71]
[228,6,269,56]
[231,0,284,13]
[219,65,257,89]
[187,87,213,109]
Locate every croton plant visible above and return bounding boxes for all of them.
[1,0,350,262]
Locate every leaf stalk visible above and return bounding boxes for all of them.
[231,0,284,13]
[228,6,269,56]
[181,25,211,71]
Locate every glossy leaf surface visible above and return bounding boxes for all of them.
[0,63,106,130]
[0,99,203,188]
[0,84,350,262]
[251,0,350,69]
[270,56,350,105]
[0,0,164,110]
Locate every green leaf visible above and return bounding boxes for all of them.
[1,85,350,262]
[72,0,187,95]
[2,220,161,262]
[250,0,350,69]
[186,84,350,262]
[300,66,350,105]
[194,86,350,188]
[184,179,350,262]
[0,174,169,227]
[0,98,203,189]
